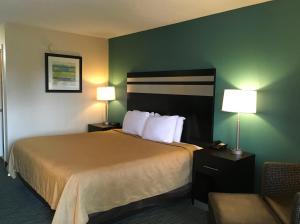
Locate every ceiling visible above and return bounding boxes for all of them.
[0,0,271,39]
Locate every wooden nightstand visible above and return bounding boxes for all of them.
[88,123,121,132]
[192,148,255,203]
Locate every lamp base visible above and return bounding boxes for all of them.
[232,148,243,155]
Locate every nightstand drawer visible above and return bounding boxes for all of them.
[192,148,255,203]
[197,164,222,175]
[194,151,232,175]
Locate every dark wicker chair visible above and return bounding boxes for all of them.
[262,162,300,224]
[209,162,300,224]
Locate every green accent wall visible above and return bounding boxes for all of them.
[109,0,300,188]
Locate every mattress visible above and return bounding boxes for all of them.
[8,129,197,224]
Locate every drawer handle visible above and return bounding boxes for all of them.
[203,165,219,172]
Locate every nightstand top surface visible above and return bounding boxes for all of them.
[88,122,120,128]
[195,148,255,162]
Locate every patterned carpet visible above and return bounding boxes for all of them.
[0,165,208,224]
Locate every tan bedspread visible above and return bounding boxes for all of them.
[8,129,197,224]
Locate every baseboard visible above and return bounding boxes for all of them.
[194,200,208,211]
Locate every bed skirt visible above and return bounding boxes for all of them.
[18,173,191,223]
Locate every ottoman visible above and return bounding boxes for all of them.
[208,193,280,224]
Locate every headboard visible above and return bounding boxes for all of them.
[127,69,216,146]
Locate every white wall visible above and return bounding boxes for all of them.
[5,23,108,157]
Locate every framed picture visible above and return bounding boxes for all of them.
[45,53,82,92]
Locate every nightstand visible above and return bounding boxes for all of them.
[192,148,255,203]
[88,123,121,132]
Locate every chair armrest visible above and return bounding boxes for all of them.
[292,192,300,224]
[261,162,300,196]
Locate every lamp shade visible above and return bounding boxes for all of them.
[97,86,115,101]
[222,89,257,113]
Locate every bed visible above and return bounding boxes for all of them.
[8,68,216,224]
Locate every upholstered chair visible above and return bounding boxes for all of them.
[208,162,300,224]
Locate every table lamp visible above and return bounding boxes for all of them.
[222,89,257,155]
[97,86,116,125]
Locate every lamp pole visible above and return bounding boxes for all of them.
[234,112,242,155]
[104,101,109,125]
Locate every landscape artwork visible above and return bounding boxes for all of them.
[45,53,82,92]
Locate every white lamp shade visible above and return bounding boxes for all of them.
[97,86,116,101]
[222,89,257,113]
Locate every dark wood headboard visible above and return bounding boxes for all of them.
[127,69,216,146]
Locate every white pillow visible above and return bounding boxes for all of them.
[142,115,178,143]
[173,116,186,142]
[122,110,150,136]
[154,113,160,117]
[151,112,185,142]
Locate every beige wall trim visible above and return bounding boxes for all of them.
[0,44,8,161]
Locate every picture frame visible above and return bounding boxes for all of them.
[45,53,82,92]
